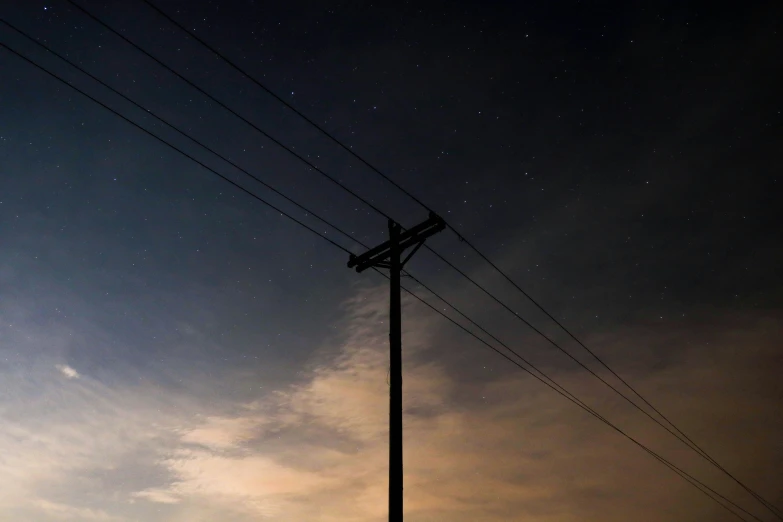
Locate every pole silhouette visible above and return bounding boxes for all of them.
[348,213,445,521]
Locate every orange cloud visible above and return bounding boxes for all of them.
[2,285,779,521]
[134,288,782,521]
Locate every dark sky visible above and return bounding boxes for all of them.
[0,1,781,520]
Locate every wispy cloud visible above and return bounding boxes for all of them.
[56,364,80,379]
[1,284,780,521]
[130,489,181,505]
[33,499,125,521]
[132,288,783,521]
[178,415,265,450]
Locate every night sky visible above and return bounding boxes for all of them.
[1,0,781,520]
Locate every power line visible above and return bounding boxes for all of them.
[452,236,783,521]
[136,2,783,518]
[0,20,610,438]
[0,35,763,522]
[399,275,762,522]
[62,1,783,516]
[418,240,750,460]
[52,2,687,461]
[397,277,759,522]
[0,38,351,257]
[0,18,366,256]
[139,0,434,214]
[58,2,783,517]
[63,0,398,227]
[62,0,699,449]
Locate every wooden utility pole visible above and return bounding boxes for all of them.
[347,213,445,521]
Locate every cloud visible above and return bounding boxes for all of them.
[1,283,780,521]
[179,415,264,450]
[33,499,125,521]
[132,287,783,521]
[0,357,196,519]
[56,364,80,379]
[130,489,181,505]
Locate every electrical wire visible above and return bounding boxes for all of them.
[63,0,398,227]
[390,268,760,522]
[0,21,561,436]
[0,18,366,257]
[0,39,351,257]
[0,21,636,436]
[446,234,783,521]
[139,0,433,215]
[134,2,783,518]
[0,29,767,522]
[48,4,697,466]
[55,3,783,515]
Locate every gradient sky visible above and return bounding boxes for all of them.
[1,0,781,521]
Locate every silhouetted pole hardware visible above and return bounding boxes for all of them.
[347,212,446,521]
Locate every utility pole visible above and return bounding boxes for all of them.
[347,212,445,521]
